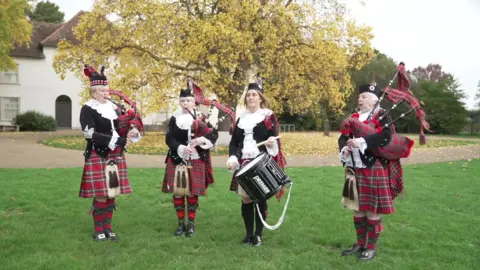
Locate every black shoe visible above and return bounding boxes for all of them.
[359,249,376,260]
[252,234,263,247]
[103,229,119,242]
[93,231,107,242]
[174,222,185,236]
[242,235,254,245]
[185,223,195,237]
[341,244,364,256]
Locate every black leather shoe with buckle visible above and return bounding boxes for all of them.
[242,235,253,245]
[93,232,107,242]
[185,223,195,237]
[359,249,376,260]
[174,222,185,236]
[341,244,364,256]
[252,234,263,247]
[103,229,119,242]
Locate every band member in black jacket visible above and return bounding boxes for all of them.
[227,82,286,247]
[338,84,398,260]
[79,65,141,242]
[162,88,218,237]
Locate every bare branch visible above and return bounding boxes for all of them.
[179,0,194,16]
[285,0,293,7]
[110,44,207,72]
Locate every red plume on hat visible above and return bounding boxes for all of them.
[83,64,108,86]
[83,64,98,78]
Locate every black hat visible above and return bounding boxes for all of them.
[83,64,108,86]
[247,83,263,94]
[179,88,194,98]
[358,84,381,98]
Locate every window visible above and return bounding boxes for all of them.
[0,97,20,121]
[0,66,19,84]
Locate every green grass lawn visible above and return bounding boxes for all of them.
[1,160,479,269]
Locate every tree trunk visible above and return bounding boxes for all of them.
[323,118,330,136]
[217,93,240,132]
[217,110,232,131]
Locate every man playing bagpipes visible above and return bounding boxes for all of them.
[79,64,144,242]
[338,62,430,260]
[161,87,219,237]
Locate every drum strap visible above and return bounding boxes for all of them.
[255,182,293,231]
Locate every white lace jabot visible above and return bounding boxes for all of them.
[85,99,118,121]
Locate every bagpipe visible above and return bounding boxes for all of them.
[187,76,237,136]
[340,62,431,160]
[170,77,236,195]
[107,90,145,137]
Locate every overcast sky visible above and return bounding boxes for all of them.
[49,0,480,109]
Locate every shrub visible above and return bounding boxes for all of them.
[12,111,56,131]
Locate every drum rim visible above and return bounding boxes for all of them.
[235,152,271,177]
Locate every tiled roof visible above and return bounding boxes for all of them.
[9,11,85,58]
[41,11,85,47]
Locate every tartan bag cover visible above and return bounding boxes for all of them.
[340,113,414,160]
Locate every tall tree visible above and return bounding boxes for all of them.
[410,63,466,100]
[0,0,33,71]
[27,1,64,23]
[410,63,450,83]
[53,0,374,120]
[348,50,398,113]
[467,109,480,135]
[417,80,467,134]
[475,80,480,108]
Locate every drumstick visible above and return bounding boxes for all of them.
[256,135,281,147]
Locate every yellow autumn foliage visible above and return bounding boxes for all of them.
[52,0,374,116]
[0,0,33,71]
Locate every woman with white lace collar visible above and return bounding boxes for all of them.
[161,88,218,238]
[338,84,395,261]
[79,65,141,242]
[227,82,287,247]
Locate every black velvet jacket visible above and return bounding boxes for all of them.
[165,115,218,165]
[338,110,393,168]
[228,112,278,159]
[79,104,127,160]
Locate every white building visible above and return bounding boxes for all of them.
[0,11,243,137]
[0,12,89,129]
[0,11,174,130]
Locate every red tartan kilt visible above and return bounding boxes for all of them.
[80,147,131,198]
[162,158,213,196]
[340,118,414,160]
[355,160,395,214]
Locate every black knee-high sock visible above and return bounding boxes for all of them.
[254,200,268,237]
[241,202,254,236]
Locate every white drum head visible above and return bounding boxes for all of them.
[236,153,267,176]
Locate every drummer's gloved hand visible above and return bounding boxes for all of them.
[266,136,276,148]
[226,155,239,171]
